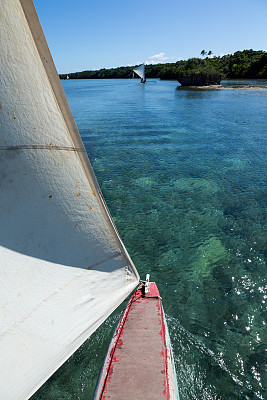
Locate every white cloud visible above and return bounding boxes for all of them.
[149,52,168,60]
[145,52,171,65]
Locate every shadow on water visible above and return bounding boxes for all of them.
[176,85,221,100]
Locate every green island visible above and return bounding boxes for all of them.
[60,50,267,85]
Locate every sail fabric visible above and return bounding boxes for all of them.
[133,63,145,79]
[0,1,139,399]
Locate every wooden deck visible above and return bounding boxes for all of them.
[94,283,178,400]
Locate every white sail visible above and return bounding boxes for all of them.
[133,63,145,80]
[0,1,139,399]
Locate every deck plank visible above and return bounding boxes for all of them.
[102,290,167,400]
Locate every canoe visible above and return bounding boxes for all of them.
[94,282,179,400]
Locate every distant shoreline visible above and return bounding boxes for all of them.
[59,50,267,81]
[177,84,267,90]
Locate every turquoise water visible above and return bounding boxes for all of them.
[32,79,267,400]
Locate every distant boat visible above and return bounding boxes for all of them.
[0,1,178,399]
[66,75,70,79]
[133,63,147,83]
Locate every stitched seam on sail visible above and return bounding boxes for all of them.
[0,252,122,339]
[87,252,121,269]
[0,145,85,152]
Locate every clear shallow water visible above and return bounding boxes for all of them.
[32,79,267,400]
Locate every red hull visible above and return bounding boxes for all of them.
[93,283,179,400]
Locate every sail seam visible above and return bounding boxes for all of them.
[0,271,87,340]
[19,0,139,283]
[87,252,121,269]
[0,145,85,152]
[0,252,122,340]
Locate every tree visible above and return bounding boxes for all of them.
[58,50,267,81]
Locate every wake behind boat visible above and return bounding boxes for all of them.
[0,1,178,399]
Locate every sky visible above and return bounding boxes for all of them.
[34,0,267,74]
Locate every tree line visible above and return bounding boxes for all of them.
[60,50,267,81]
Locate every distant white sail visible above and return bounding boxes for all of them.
[133,63,145,80]
[0,1,139,399]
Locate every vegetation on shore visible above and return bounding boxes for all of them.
[175,59,222,86]
[60,50,267,81]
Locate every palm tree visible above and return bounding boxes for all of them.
[201,50,207,57]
